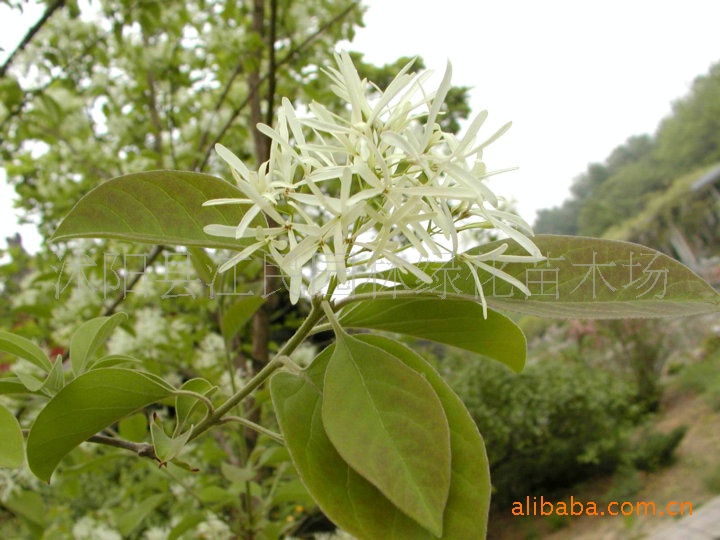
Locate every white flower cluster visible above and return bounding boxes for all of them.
[72,516,123,540]
[205,52,541,306]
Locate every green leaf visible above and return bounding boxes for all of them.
[26,368,174,482]
[151,412,192,464]
[91,354,141,369]
[15,371,44,392]
[221,295,265,343]
[198,485,239,505]
[322,331,451,536]
[220,462,256,485]
[187,246,216,285]
[174,378,216,436]
[0,378,31,395]
[168,512,206,540]
[118,413,148,442]
[383,235,720,318]
[1,489,46,535]
[0,404,24,468]
[114,493,166,537]
[70,313,128,374]
[51,170,262,250]
[271,336,490,539]
[340,297,526,372]
[361,336,491,538]
[0,331,52,372]
[42,356,65,395]
[271,367,433,539]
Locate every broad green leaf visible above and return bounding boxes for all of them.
[198,485,240,505]
[51,170,262,250]
[221,295,265,343]
[322,331,451,536]
[220,462,256,485]
[361,336,491,538]
[382,235,720,318]
[174,378,216,436]
[0,404,24,468]
[0,331,52,372]
[118,413,148,442]
[271,366,434,539]
[114,493,166,537]
[1,489,46,535]
[168,512,206,540]
[17,357,71,396]
[26,368,174,481]
[15,371,44,392]
[271,336,491,539]
[70,313,128,374]
[340,297,526,372]
[0,378,30,395]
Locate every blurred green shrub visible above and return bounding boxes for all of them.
[444,353,638,504]
[629,425,687,471]
[675,347,720,410]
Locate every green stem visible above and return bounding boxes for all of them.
[320,300,343,337]
[172,389,215,415]
[220,416,284,445]
[188,297,326,441]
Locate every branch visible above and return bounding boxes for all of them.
[144,52,165,167]
[0,0,67,78]
[250,0,269,165]
[220,416,284,445]
[21,429,158,461]
[194,1,360,171]
[87,434,158,460]
[265,0,278,128]
[101,245,164,316]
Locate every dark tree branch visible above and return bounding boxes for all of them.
[250,0,268,165]
[265,0,278,128]
[20,430,158,461]
[102,245,164,316]
[194,1,360,172]
[0,0,67,78]
[87,434,158,460]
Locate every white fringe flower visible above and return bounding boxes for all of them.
[205,51,541,308]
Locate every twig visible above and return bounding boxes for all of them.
[101,245,164,316]
[0,0,66,78]
[87,433,157,460]
[220,416,284,445]
[195,1,360,171]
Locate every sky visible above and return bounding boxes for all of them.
[2,0,720,252]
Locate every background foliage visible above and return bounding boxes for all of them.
[1,1,719,539]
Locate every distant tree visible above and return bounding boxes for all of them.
[654,63,720,176]
[534,62,720,238]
